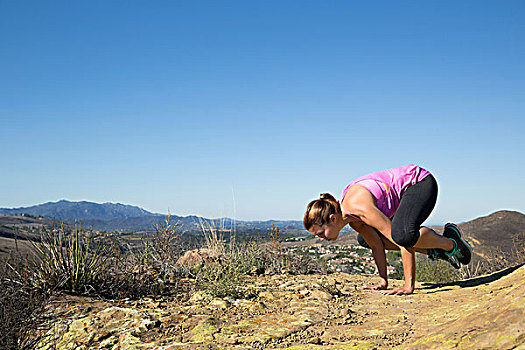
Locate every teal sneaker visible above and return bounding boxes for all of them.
[443,223,472,265]
[428,248,461,269]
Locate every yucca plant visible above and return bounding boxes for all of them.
[29,224,109,293]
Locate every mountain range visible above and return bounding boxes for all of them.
[0,200,154,221]
[0,200,305,233]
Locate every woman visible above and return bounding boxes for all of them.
[303,164,472,295]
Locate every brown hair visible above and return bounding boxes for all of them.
[303,193,341,230]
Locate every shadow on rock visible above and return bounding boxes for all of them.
[420,263,524,291]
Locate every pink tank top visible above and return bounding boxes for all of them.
[339,164,430,219]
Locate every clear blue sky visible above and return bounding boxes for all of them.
[1,1,524,223]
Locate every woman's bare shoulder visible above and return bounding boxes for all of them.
[342,185,376,213]
[344,184,374,202]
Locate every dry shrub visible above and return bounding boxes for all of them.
[93,217,191,299]
[150,213,184,266]
[92,253,167,299]
[512,232,525,263]
[0,257,49,350]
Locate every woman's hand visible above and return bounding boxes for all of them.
[380,286,414,295]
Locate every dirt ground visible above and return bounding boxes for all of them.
[35,264,525,350]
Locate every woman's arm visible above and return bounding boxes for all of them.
[350,221,388,289]
[381,248,415,295]
[343,186,416,295]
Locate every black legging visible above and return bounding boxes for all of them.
[357,174,438,248]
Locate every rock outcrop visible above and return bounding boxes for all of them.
[175,248,222,267]
[37,265,524,349]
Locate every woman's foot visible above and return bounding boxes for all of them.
[444,223,472,265]
[428,248,461,269]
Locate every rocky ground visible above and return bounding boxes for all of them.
[36,265,524,350]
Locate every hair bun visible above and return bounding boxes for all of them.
[320,193,337,202]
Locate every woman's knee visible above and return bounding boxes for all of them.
[391,224,420,247]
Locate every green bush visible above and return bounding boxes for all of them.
[195,259,252,299]
[416,258,460,283]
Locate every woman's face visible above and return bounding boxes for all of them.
[308,216,340,241]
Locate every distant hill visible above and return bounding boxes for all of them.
[0,214,75,257]
[458,210,525,261]
[0,214,58,240]
[0,200,305,233]
[0,200,154,221]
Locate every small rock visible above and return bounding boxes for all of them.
[223,297,235,304]
[279,281,293,288]
[259,291,276,300]
[310,289,332,301]
[308,336,321,344]
[99,336,117,348]
[209,298,229,309]
[189,291,212,303]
